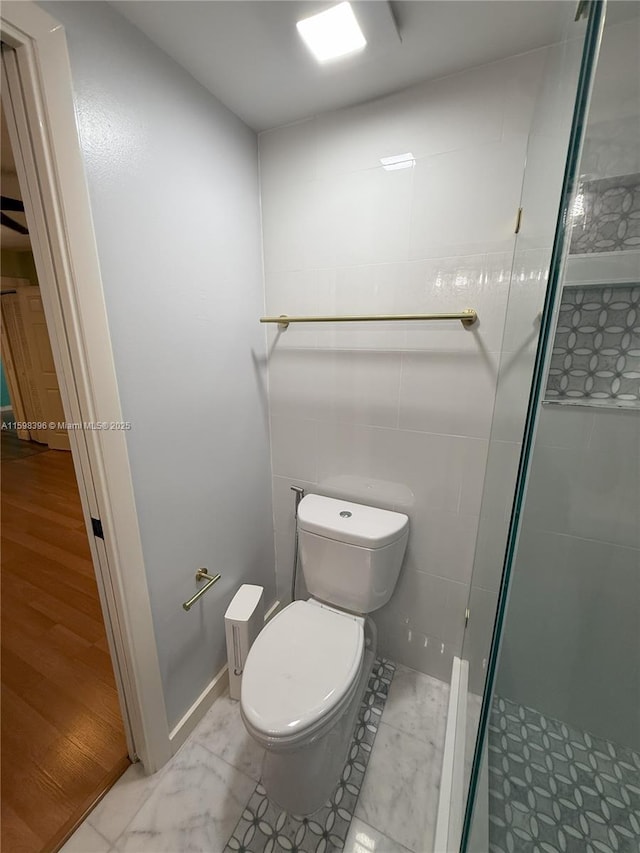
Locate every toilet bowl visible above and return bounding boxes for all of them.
[240,495,409,815]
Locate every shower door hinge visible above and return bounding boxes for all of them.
[515,207,523,234]
[575,0,590,21]
[91,516,104,539]
[464,607,470,628]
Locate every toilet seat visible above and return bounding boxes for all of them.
[241,599,364,746]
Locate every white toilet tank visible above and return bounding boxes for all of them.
[297,494,409,613]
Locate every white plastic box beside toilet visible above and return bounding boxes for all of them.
[224,584,264,700]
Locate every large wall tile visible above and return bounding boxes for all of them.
[525,409,640,550]
[373,568,468,653]
[381,568,450,642]
[408,136,527,260]
[269,415,318,482]
[399,350,499,438]
[488,345,538,444]
[468,440,521,595]
[499,248,549,352]
[502,48,548,135]
[581,116,640,180]
[463,586,500,696]
[264,268,321,316]
[314,263,409,352]
[402,60,507,159]
[269,349,402,427]
[313,91,419,180]
[403,508,480,585]
[515,130,574,251]
[372,611,458,684]
[259,44,572,680]
[400,253,512,354]
[316,424,487,517]
[497,528,640,750]
[315,167,414,269]
[311,53,516,182]
[457,438,491,516]
[535,405,594,450]
[525,37,584,140]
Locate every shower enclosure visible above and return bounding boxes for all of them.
[458,2,640,851]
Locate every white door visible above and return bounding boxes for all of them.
[1,277,31,439]
[1,283,70,449]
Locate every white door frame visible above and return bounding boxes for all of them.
[1,2,172,773]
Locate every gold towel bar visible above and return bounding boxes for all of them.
[260,309,477,330]
[182,569,221,611]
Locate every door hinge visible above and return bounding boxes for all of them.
[575,0,589,22]
[464,607,470,628]
[91,517,104,539]
[515,207,523,234]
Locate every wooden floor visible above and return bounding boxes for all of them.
[1,445,129,853]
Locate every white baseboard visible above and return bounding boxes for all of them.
[169,663,229,754]
[264,598,282,622]
[434,656,469,853]
[168,598,281,754]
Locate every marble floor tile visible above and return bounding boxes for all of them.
[59,821,112,853]
[192,691,265,781]
[343,817,412,853]
[87,762,163,844]
[381,664,449,747]
[115,741,255,853]
[355,721,441,853]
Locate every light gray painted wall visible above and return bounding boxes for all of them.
[41,1,275,728]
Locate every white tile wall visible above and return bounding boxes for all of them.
[259,45,572,679]
[408,135,528,259]
[524,409,640,551]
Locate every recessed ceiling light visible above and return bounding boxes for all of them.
[296,2,367,63]
[380,153,416,171]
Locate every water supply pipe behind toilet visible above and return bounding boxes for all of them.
[290,485,305,602]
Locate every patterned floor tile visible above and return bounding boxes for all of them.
[488,695,640,853]
[224,658,396,853]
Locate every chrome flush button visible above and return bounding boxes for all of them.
[340,511,352,518]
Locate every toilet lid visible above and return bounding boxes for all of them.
[241,600,364,739]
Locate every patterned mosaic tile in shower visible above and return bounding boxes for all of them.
[488,695,640,853]
[570,172,640,254]
[545,284,640,405]
[224,658,395,853]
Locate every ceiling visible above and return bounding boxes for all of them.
[110,0,584,132]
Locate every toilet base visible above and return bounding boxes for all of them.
[261,620,376,816]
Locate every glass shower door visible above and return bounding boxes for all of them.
[460,1,640,850]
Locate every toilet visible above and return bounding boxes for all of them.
[240,494,409,815]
